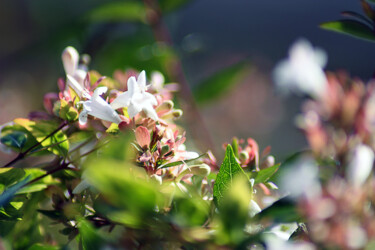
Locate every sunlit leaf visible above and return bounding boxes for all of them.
[85,159,163,227]
[193,62,250,104]
[320,19,375,42]
[249,164,280,184]
[14,118,69,157]
[0,168,26,187]
[213,145,248,207]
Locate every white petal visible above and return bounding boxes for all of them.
[67,74,84,97]
[143,92,158,106]
[128,101,143,118]
[138,70,146,90]
[75,69,87,86]
[347,144,374,187]
[110,91,132,110]
[142,106,159,120]
[127,77,140,96]
[62,46,79,76]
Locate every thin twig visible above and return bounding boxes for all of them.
[1,121,69,168]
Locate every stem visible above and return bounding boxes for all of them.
[1,121,69,168]
[24,162,69,187]
[142,0,217,155]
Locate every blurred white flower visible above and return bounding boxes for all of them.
[62,46,87,90]
[279,156,321,200]
[110,71,158,120]
[346,144,374,187]
[79,86,121,125]
[265,233,315,250]
[273,39,328,99]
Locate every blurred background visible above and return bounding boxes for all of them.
[1,0,374,161]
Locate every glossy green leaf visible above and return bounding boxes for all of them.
[0,131,27,150]
[320,19,375,42]
[86,2,146,23]
[213,145,248,207]
[14,118,69,157]
[249,164,280,184]
[193,62,250,104]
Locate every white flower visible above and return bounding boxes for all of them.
[346,144,374,187]
[279,156,321,200]
[66,75,90,99]
[62,46,87,95]
[273,39,328,99]
[79,86,122,125]
[110,71,158,120]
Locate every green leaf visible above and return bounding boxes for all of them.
[0,131,27,150]
[249,164,280,185]
[28,244,60,250]
[86,1,146,23]
[0,168,26,187]
[193,62,250,104]
[78,219,107,250]
[254,197,300,223]
[0,177,30,208]
[213,145,248,207]
[14,118,69,157]
[85,159,163,227]
[320,19,375,42]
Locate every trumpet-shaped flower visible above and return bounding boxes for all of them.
[273,39,328,99]
[62,46,87,96]
[79,86,122,125]
[110,71,158,120]
[66,75,90,99]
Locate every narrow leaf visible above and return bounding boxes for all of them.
[341,11,373,26]
[320,19,375,42]
[0,176,30,208]
[249,164,280,184]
